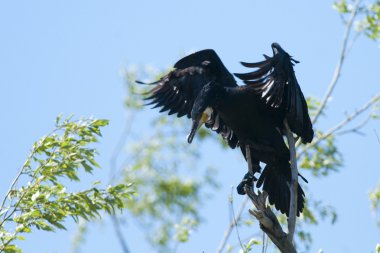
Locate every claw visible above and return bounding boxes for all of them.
[236,172,257,195]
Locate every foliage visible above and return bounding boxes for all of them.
[299,132,342,177]
[0,117,133,253]
[72,2,380,251]
[334,0,380,41]
[242,238,260,253]
[107,68,218,253]
[335,0,380,232]
[370,181,380,226]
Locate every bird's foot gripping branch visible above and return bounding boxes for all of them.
[245,187,297,253]
[244,120,300,253]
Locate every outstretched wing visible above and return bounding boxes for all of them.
[234,43,313,143]
[140,49,239,147]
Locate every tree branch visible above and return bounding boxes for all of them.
[245,187,296,253]
[216,196,249,253]
[335,113,372,136]
[243,131,299,253]
[299,91,380,158]
[312,0,361,124]
[284,120,298,242]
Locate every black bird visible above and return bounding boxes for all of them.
[139,43,313,216]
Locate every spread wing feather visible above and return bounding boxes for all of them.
[140,49,239,148]
[234,44,314,143]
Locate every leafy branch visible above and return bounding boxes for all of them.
[0,116,133,253]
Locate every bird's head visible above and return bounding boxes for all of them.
[271,42,299,65]
[271,42,285,55]
[187,81,219,143]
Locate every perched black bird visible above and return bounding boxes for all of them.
[139,43,313,216]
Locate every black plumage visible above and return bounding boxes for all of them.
[140,44,312,216]
[234,43,314,143]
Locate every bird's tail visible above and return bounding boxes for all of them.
[256,161,305,216]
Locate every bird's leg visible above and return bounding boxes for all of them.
[237,145,257,195]
[245,144,254,175]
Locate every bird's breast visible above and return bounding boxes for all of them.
[216,93,273,141]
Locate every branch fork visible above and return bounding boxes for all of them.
[245,187,296,253]
[244,120,298,253]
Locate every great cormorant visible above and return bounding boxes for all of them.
[140,43,313,216]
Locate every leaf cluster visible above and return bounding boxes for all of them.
[334,0,380,41]
[0,117,133,253]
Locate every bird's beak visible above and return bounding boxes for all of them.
[187,111,210,143]
[187,120,199,143]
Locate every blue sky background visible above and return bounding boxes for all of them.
[1,1,380,252]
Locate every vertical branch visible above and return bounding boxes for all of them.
[284,120,298,242]
[312,0,361,124]
[111,216,131,253]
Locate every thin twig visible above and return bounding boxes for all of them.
[312,0,361,124]
[0,130,56,213]
[109,113,135,183]
[226,233,263,251]
[283,120,298,242]
[108,113,136,253]
[0,165,25,213]
[216,196,249,253]
[335,113,372,136]
[216,145,254,253]
[229,187,245,252]
[375,130,380,144]
[299,92,380,158]
[0,141,60,228]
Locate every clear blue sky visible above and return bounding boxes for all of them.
[1,1,379,252]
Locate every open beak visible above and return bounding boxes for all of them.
[187,111,210,143]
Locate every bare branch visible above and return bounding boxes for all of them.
[312,0,362,124]
[216,196,249,253]
[299,92,380,158]
[243,138,298,253]
[107,113,136,253]
[284,120,298,242]
[109,113,135,183]
[229,187,245,252]
[245,187,296,253]
[335,113,372,136]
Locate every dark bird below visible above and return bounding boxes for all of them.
[139,43,313,216]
